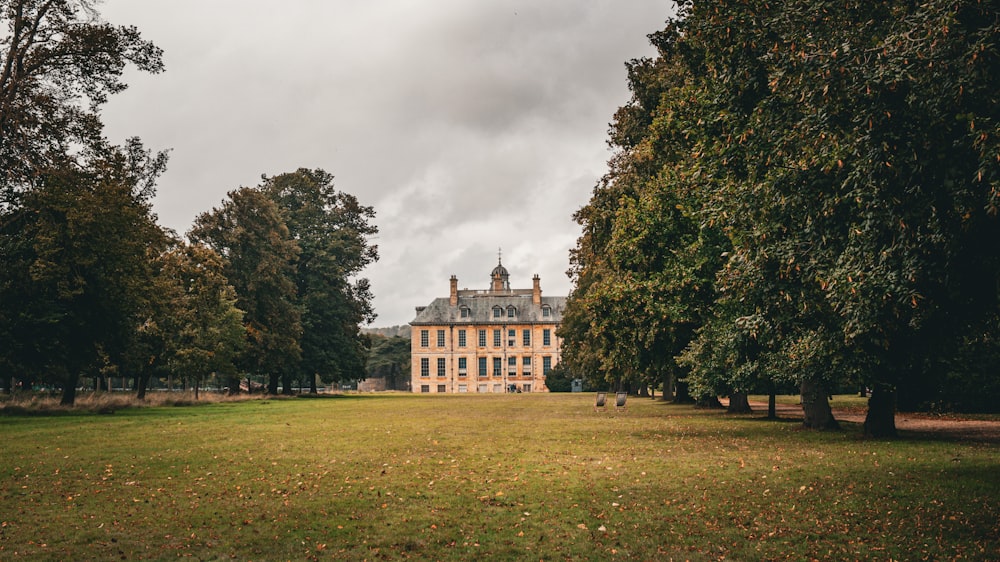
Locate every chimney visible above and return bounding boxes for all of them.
[449,275,458,306]
[532,274,541,305]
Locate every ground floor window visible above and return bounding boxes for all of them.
[420,385,429,393]
[523,384,531,393]
[478,383,487,393]
[458,384,468,393]
[493,383,502,393]
[437,384,446,393]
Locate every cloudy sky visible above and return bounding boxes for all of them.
[99,1,674,327]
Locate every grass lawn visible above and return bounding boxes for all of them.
[1,393,997,561]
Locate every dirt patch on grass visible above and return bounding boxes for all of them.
[748,400,1000,443]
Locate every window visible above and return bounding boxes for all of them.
[460,306,470,318]
[458,384,468,393]
[523,383,531,393]
[523,356,531,374]
[543,356,552,374]
[420,358,429,377]
[522,329,530,346]
[542,305,551,318]
[543,329,551,346]
[420,385,429,393]
[478,329,487,347]
[478,383,487,393]
[493,383,502,393]
[458,329,467,347]
[478,357,487,377]
[493,329,501,347]
[493,306,503,318]
[507,306,516,318]
[437,384,446,393]
[437,357,446,377]
[420,330,429,348]
[508,356,517,375]
[437,329,445,347]
[458,357,467,376]
[492,357,502,376]
[508,329,515,346]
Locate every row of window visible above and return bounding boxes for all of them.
[419,356,553,377]
[420,328,553,348]
[419,383,532,393]
[457,305,553,320]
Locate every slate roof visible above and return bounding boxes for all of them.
[411,292,566,325]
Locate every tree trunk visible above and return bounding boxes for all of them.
[863,384,897,438]
[800,379,839,430]
[267,372,279,395]
[767,391,777,419]
[136,372,149,400]
[61,371,79,406]
[194,379,200,400]
[728,392,752,414]
[674,378,694,404]
[309,373,318,394]
[660,369,674,402]
[281,373,294,395]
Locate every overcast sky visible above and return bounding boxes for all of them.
[99,1,674,327]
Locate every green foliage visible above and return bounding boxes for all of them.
[365,334,410,389]
[260,169,379,389]
[189,187,302,394]
[156,242,246,395]
[565,0,1000,419]
[0,142,168,404]
[0,0,164,192]
[0,1,166,403]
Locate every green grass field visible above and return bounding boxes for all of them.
[1,393,997,560]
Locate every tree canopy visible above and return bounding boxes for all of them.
[563,0,1000,433]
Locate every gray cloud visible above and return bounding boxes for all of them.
[99,0,673,326]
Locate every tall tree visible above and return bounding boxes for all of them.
[189,187,302,395]
[0,0,163,193]
[157,242,245,399]
[260,168,378,392]
[567,0,1000,434]
[1,140,168,404]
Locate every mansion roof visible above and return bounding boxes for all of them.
[411,257,566,325]
[411,292,566,325]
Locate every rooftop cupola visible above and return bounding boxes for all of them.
[490,253,510,292]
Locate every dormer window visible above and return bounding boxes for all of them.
[507,306,517,318]
[493,306,503,318]
[460,306,470,318]
[542,305,551,318]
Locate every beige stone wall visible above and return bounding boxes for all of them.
[410,322,561,393]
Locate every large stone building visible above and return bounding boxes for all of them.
[410,258,566,393]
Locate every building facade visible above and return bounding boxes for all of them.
[410,259,566,393]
